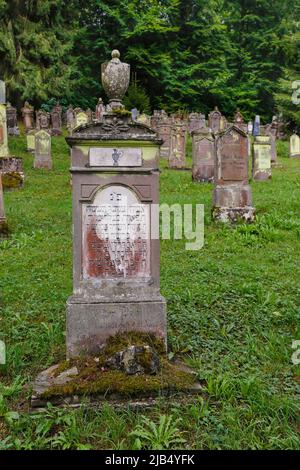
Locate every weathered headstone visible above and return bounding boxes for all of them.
[265,121,278,164]
[290,134,300,158]
[189,113,206,134]
[156,116,172,159]
[96,98,105,121]
[0,80,6,104]
[6,103,19,136]
[21,101,34,133]
[212,125,255,223]
[74,109,88,128]
[34,130,52,170]
[0,103,9,157]
[192,128,215,182]
[27,129,36,153]
[0,157,24,189]
[67,105,76,133]
[234,109,245,130]
[65,50,166,358]
[131,108,138,122]
[253,136,272,181]
[51,104,62,135]
[86,108,93,123]
[253,115,260,137]
[36,109,51,131]
[169,120,187,169]
[137,113,151,127]
[208,107,222,134]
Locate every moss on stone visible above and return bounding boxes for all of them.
[40,332,197,399]
[2,172,24,190]
[112,108,132,117]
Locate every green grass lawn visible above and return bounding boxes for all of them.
[0,134,300,450]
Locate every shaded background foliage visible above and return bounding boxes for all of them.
[0,0,300,125]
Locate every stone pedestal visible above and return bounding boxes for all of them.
[253,136,272,181]
[212,126,255,223]
[65,116,167,358]
[192,129,215,182]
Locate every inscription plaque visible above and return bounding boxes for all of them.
[82,185,150,280]
[89,147,142,167]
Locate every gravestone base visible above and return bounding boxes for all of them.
[212,206,255,224]
[253,170,271,181]
[0,157,25,190]
[30,358,202,411]
[67,296,167,359]
[290,153,300,158]
[34,156,53,170]
[192,166,214,183]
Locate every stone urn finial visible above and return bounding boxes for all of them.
[101,49,130,110]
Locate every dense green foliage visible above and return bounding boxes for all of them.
[0,0,300,122]
[0,135,299,449]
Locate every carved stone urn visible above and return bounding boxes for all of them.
[101,50,130,110]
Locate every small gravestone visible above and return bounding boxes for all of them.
[265,122,278,165]
[86,108,93,123]
[131,108,138,122]
[137,113,151,127]
[36,109,51,131]
[67,105,76,133]
[96,98,105,121]
[253,136,272,181]
[234,109,245,130]
[157,116,172,159]
[34,130,52,170]
[6,103,19,136]
[0,103,9,157]
[208,107,222,134]
[189,113,205,134]
[21,101,34,133]
[290,134,300,158]
[192,128,215,182]
[169,120,187,169]
[253,115,260,137]
[0,80,6,104]
[212,125,255,223]
[51,104,62,135]
[27,129,36,153]
[74,109,88,128]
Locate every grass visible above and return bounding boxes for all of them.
[0,133,299,449]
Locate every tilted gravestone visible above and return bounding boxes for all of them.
[21,101,34,133]
[169,119,187,169]
[253,136,272,181]
[290,134,300,158]
[34,130,52,170]
[192,128,215,183]
[64,50,167,358]
[212,125,255,223]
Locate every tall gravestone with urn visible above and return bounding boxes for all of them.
[65,50,167,358]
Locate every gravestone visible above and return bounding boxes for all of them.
[36,109,50,131]
[75,109,88,128]
[253,115,260,137]
[212,125,255,223]
[27,130,36,153]
[0,104,9,157]
[208,107,222,134]
[6,103,19,136]
[0,157,24,189]
[253,136,272,181]
[265,121,278,165]
[96,98,105,121]
[21,101,34,133]
[67,105,76,133]
[234,109,245,130]
[192,128,215,182]
[189,113,204,134]
[51,104,62,135]
[156,116,172,159]
[137,114,151,127]
[150,110,161,131]
[169,120,187,169]
[290,134,300,158]
[65,50,166,358]
[131,108,138,122]
[86,108,93,123]
[34,130,52,170]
